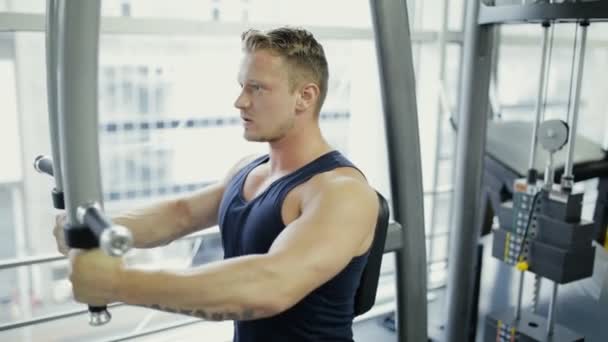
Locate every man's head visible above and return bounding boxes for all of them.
[234,27,329,142]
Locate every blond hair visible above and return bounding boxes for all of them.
[241,27,329,114]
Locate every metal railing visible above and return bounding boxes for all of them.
[0,303,124,331]
[0,228,218,271]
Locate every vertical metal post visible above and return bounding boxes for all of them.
[45,0,63,192]
[562,21,589,190]
[444,0,495,341]
[369,1,428,341]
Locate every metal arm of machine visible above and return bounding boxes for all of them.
[35,0,133,326]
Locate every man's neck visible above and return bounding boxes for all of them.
[266,124,332,176]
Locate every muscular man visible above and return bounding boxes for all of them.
[56,27,379,342]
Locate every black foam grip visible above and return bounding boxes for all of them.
[89,306,106,313]
[52,189,65,210]
[64,223,99,249]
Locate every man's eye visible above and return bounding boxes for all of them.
[250,84,261,91]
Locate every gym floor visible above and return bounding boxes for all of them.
[353,287,448,342]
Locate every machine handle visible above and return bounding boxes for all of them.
[34,155,55,177]
[34,155,65,210]
[76,203,133,257]
[78,204,132,325]
[89,306,112,326]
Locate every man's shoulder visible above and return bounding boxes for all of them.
[223,153,266,183]
[315,165,368,186]
[303,167,376,204]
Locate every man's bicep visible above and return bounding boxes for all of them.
[267,180,378,302]
[181,182,226,229]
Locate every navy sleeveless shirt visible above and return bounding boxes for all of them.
[217,150,370,342]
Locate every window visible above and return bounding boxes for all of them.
[496,23,608,147]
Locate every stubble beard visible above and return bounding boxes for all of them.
[244,116,295,143]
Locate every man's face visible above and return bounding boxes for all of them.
[234,50,299,142]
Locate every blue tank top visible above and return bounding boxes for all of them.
[216,150,369,342]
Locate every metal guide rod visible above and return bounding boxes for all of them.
[45,0,63,191]
[545,153,555,189]
[532,275,542,313]
[528,22,552,175]
[514,272,525,320]
[530,22,553,314]
[369,0,428,340]
[546,282,559,336]
[528,16,557,330]
[562,21,589,189]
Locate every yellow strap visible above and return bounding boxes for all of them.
[604,228,608,251]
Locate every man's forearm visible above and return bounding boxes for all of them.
[112,199,195,248]
[118,254,285,321]
[113,183,224,249]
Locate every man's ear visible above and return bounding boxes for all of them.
[296,83,320,112]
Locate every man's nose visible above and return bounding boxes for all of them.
[234,91,250,110]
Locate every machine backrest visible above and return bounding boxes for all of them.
[354,191,390,316]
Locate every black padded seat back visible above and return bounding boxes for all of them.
[354,191,390,316]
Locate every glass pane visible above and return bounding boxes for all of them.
[417,44,440,190]
[437,158,456,189]
[448,0,465,32]
[0,52,22,184]
[419,0,444,32]
[497,23,608,147]
[417,43,460,192]
[428,234,449,263]
[445,44,462,113]
[0,0,44,13]
[0,186,16,324]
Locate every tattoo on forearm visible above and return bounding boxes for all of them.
[143,304,256,321]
